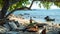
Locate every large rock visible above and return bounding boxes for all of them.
[0,26,8,34]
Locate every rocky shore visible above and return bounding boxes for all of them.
[0,14,60,34]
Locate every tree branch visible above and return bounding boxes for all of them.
[29,0,34,9]
[5,0,35,18]
[5,7,31,18]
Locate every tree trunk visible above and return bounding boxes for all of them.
[0,0,10,25]
[0,0,10,19]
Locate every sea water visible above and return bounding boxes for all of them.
[13,9,60,24]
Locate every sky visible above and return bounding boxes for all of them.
[31,3,60,9]
[27,1,60,9]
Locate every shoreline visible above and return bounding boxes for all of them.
[0,14,60,34]
[8,14,60,27]
[9,15,60,34]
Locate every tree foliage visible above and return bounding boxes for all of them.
[0,0,60,10]
[0,0,4,9]
[54,2,60,7]
[39,1,53,9]
[8,0,30,11]
[0,0,30,11]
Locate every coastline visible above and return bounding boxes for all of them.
[0,14,60,34]
[8,14,60,27]
[8,14,60,34]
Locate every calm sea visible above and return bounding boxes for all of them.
[13,9,60,24]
